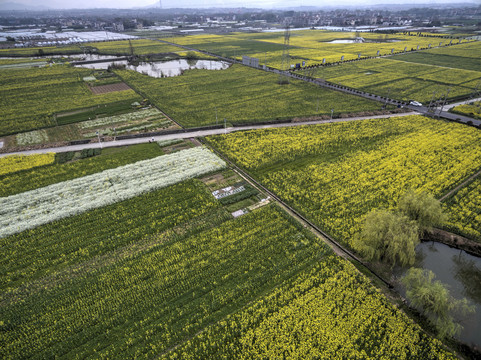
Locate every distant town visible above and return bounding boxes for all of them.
[1,3,480,48]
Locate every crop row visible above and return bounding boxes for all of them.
[207,115,481,246]
[77,107,163,129]
[444,176,481,241]
[0,153,55,176]
[0,143,163,197]
[116,64,379,128]
[0,146,225,239]
[0,179,223,292]
[0,204,329,358]
[165,255,455,359]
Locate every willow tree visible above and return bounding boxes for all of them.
[397,189,446,235]
[402,268,474,339]
[352,210,419,268]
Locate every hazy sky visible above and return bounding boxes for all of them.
[10,0,479,9]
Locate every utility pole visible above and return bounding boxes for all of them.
[215,107,218,124]
[438,88,450,116]
[279,23,291,85]
[96,131,103,149]
[427,91,437,114]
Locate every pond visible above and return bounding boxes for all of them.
[75,59,230,77]
[327,39,360,44]
[327,39,402,44]
[395,242,481,348]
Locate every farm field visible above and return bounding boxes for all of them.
[207,115,481,247]
[309,57,481,103]
[450,101,481,120]
[0,152,456,358]
[88,39,183,55]
[2,27,481,359]
[0,143,164,197]
[166,255,454,359]
[444,176,481,242]
[0,64,141,136]
[173,30,457,68]
[0,146,225,238]
[116,64,381,128]
[0,45,82,57]
[391,41,481,71]
[0,153,55,176]
[0,58,49,69]
[4,107,176,148]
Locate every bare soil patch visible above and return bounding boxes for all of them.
[89,82,131,94]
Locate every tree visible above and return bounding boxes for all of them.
[352,210,419,268]
[397,189,446,235]
[402,268,474,339]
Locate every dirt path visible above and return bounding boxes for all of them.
[439,168,481,202]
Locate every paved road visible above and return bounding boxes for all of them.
[440,97,481,110]
[0,112,416,157]
[405,104,481,126]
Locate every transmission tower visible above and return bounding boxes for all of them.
[437,88,450,117]
[279,24,291,84]
[128,39,134,57]
[159,0,162,9]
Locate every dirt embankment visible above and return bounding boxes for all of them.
[423,228,481,257]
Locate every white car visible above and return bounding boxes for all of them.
[409,100,423,106]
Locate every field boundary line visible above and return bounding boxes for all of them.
[439,167,481,202]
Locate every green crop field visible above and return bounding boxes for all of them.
[391,41,481,70]
[0,153,455,358]
[0,45,82,57]
[165,255,454,359]
[450,101,481,120]
[88,39,183,55]
[444,176,481,241]
[116,64,381,128]
[1,27,479,359]
[207,115,481,246]
[172,30,457,69]
[0,143,163,197]
[310,57,481,102]
[0,64,142,136]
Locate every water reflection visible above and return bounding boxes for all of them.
[75,59,230,77]
[126,59,230,78]
[452,253,481,302]
[397,242,481,347]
